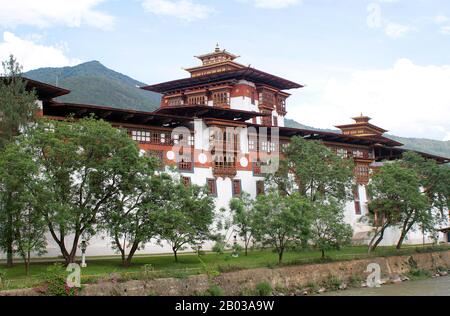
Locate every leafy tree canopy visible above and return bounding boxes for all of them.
[268,136,354,202]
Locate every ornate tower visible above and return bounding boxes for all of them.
[335,114,388,137]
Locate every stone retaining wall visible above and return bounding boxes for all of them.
[2,250,450,296]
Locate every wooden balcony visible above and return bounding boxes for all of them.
[178,161,193,172]
[212,100,230,108]
[210,140,240,152]
[213,164,237,178]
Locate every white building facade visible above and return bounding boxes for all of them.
[1,48,449,260]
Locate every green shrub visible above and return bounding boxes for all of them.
[322,275,342,291]
[239,288,254,296]
[217,264,245,273]
[212,241,227,255]
[42,263,79,296]
[255,282,272,296]
[232,243,243,254]
[305,281,319,293]
[348,275,363,288]
[0,269,7,290]
[206,284,224,296]
[266,262,277,269]
[139,264,155,280]
[408,268,432,280]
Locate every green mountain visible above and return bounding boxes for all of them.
[285,119,450,158]
[25,61,161,111]
[25,62,449,159]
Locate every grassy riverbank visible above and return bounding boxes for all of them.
[1,244,449,291]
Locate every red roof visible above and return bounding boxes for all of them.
[141,67,304,93]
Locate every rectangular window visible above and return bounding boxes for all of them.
[256,180,265,196]
[207,178,217,196]
[232,179,242,197]
[353,186,361,215]
[248,139,255,151]
[131,130,151,143]
[181,176,191,187]
[273,116,278,127]
[188,135,195,146]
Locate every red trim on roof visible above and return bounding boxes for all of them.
[141,67,303,93]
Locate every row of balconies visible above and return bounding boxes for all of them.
[165,92,230,108]
[164,92,287,113]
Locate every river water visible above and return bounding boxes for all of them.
[320,276,450,296]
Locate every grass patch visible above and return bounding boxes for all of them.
[321,275,342,291]
[1,244,449,291]
[255,282,273,296]
[408,268,432,280]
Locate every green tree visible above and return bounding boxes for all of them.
[26,117,142,264]
[365,195,401,253]
[0,56,37,267]
[0,143,47,272]
[251,192,312,263]
[402,152,450,213]
[0,55,37,147]
[310,201,353,258]
[102,168,174,267]
[158,183,215,262]
[268,136,354,202]
[368,162,432,250]
[229,192,254,256]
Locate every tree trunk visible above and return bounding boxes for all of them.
[397,220,413,250]
[47,225,71,265]
[66,233,81,265]
[25,250,30,276]
[244,237,249,256]
[321,249,325,259]
[173,247,178,263]
[397,223,415,250]
[278,249,284,264]
[6,241,13,268]
[124,241,139,267]
[6,211,14,267]
[369,221,390,253]
[372,233,384,251]
[113,235,126,266]
[369,228,386,253]
[396,235,405,249]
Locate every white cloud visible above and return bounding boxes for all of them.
[366,2,414,39]
[287,59,450,141]
[384,22,415,38]
[444,132,450,142]
[0,32,80,72]
[440,26,450,35]
[141,0,215,21]
[241,0,301,9]
[433,14,449,24]
[0,0,114,30]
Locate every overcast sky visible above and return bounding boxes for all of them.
[0,0,449,141]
